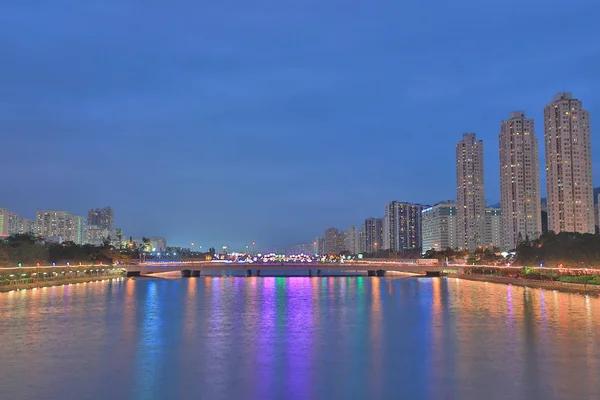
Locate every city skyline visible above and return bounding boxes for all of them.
[1,1,599,248]
[2,90,597,250]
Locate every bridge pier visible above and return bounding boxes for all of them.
[309,270,312,277]
[376,269,386,277]
[317,269,321,277]
[191,270,201,277]
[126,271,141,277]
[246,269,253,277]
[368,270,376,277]
[181,269,191,278]
[256,269,260,277]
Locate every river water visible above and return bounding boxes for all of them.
[1,276,599,400]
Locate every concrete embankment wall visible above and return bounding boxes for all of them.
[449,274,600,296]
[0,274,124,293]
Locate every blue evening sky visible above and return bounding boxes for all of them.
[1,1,599,250]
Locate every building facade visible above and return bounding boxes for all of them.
[36,210,86,244]
[324,227,343,254]
[484,208,502,249]
[17,218,36,235]
[544,93,594,233]
[362,218,383,254]
[421,201,459,252]
[86,225,110,246]
[342,226,360,254]
[88,207,115,235]
[456,133,486,251]
[383,201,426,252]
[0,208,20,237]
[499,111,542,248]
[315,236,326,255]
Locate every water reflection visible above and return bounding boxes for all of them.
[0,278,600,400]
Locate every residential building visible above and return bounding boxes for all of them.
[383,201,426,252]
[544,93,594,233]
[17,218,36,235]
[456,133,486,251]
[484,208,502,249]
[499,111,542,248]
[315,236,326,255]
[0,208,20,237]
[362,218,383,253]
[421,201,459,252]
[72,216,86,245]
[86,225,110,246]
[324,227,342,254]
[88,207,115,235]
[36,210,86,243]
[342,226,360,254]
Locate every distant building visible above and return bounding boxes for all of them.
[484,208,502,249]
[421,201,459,252]
[499,111,542,249]
[0,208,20,237]
[544,93,594,233]
[315,236,326,255]
[324,227,343,254]
[383,201,426,252]
[362,218,383,253]
[72,216,86,245]
[456,133,486,251]
[17,218,35,235]
[342,226,360,254]
[36,210,86,244]
[88,207,114,236]
[85,225,110,246]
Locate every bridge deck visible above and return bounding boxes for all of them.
[123,262,454,276]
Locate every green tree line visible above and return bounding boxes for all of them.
[516,232,600,267]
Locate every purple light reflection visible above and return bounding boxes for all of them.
[284,278,315,400]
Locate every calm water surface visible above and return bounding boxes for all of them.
[1,277,600,400]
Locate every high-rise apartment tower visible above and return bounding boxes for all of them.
[456,133,486,251]
[499,112,541,248]
[544,93,594,233]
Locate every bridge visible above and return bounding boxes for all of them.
[122,261,456,278]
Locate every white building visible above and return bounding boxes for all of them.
[544,93,594,234]
[17,218,36,235]
[36,210,86,244]
[484,208,502,249]
[421,201,459,252]
[0,208,20,237]
[86,225,111,246]
[499,112,542,248]
[456,133,486,251]
[342,226,360,254]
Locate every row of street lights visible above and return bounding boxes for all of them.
[189,241,257,254]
